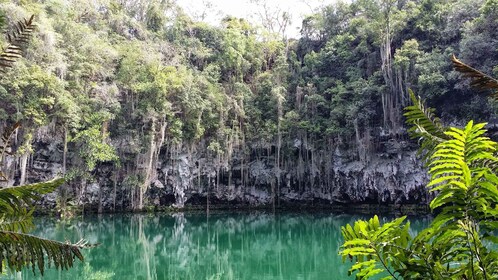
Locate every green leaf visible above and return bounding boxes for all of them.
[0,15,35,71]
[0,231,94,275]
[0,178,64,214]
[343,239,372,247]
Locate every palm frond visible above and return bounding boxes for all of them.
[0,208,35,233]
[0,15,35,72]
[404,89,448,161]
[452,54,498,98]
[0,231,95,275]
[0,178,64,214]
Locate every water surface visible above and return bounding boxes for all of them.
[6,212,429,280]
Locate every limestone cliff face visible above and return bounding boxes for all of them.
[150,144,429,208]
[2,135,430,212]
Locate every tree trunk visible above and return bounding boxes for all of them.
[19,153,28,185]
[140,119,156,210]
[63,125,68,173]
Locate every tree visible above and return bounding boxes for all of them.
[249,0,292,38]
[0,15,92,275]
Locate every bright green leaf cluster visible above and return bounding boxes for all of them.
[341,215,410,279]
[341,120,498,279]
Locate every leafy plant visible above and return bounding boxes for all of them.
[340,121,498,279]
[340,56,498,279]
[0,15,94,275]
[341,216,411,279]
[55,195,81,220]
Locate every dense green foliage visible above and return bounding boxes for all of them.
[0,0,497,210]
[0,15,90,276]
[340,121,498,279]
[0,0,497,275]
[340,58,498,278]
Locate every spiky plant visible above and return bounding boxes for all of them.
[0,15,93,275]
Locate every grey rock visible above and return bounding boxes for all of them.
[3,134,430,211]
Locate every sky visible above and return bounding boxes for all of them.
[176,0,330,38]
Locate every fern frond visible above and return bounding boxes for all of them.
[0,15,35,72]
[404,89,446,139]
[404,89,448,161]
[0,208,35,233]
[0,178,64,214]
[428,121,498,212]
[452,54,498,98]
[0,231,94,275]
[340,215,410,279]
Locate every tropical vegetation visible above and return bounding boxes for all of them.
[0,0,497,277]
[339,57,498,279]
[0,13,90,275]
[0,0,497,211]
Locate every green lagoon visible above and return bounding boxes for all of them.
[6,212,429,280]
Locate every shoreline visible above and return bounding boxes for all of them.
[35,203,430,218]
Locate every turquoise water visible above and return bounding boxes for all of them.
[5,212,429,280]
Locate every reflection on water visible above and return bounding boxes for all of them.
[7,212,430,280]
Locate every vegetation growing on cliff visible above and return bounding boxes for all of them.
[0,0,497,210]
[0,14,90,275]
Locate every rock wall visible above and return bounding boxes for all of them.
[150,144,429,208]
[1,135,430,212]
